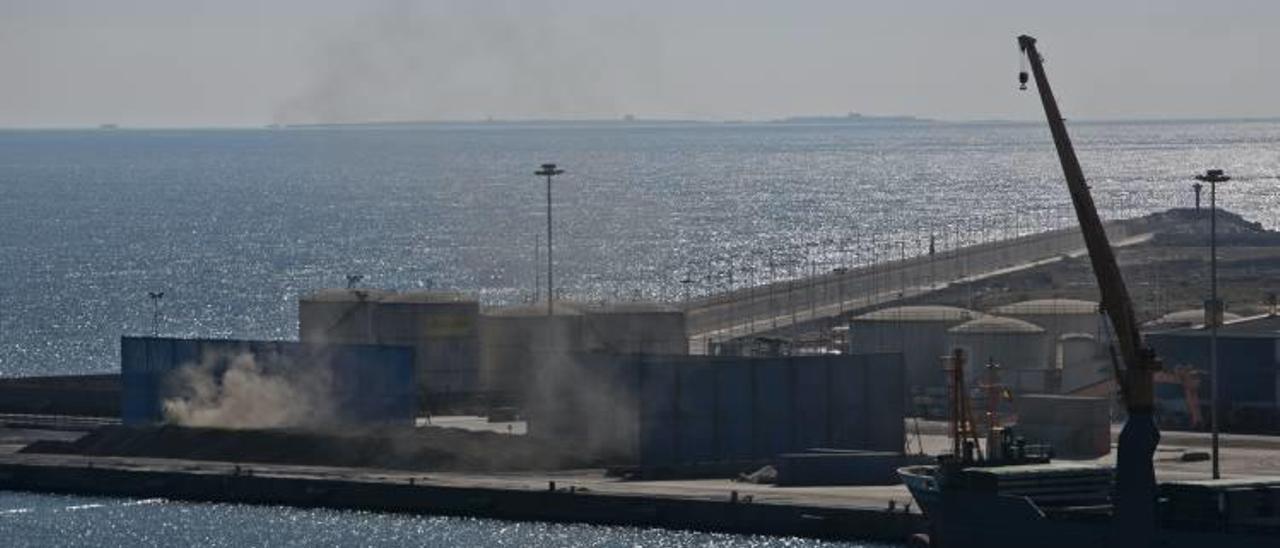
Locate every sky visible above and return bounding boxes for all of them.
[2,0,1278,127]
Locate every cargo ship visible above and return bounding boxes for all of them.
[898,433,1280,547]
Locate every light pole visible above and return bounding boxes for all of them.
[147,291,164,336]
[832,266,848,337]
[1195,169,1230,480]
[680,271,695,304]
[535,163,564,317]
[896,240,906,298]
[806,241,819,326]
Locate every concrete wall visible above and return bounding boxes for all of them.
[529,353,905,467]
[1016,394,1111,458]
[120,336,416,426]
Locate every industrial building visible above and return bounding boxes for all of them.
[299,289,481,407]
[120,336,417,426]
[528,353,905,468]
[1145,314,1280,433]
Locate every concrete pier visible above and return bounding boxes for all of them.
[0,452,923,542]
[683,220,1154,351]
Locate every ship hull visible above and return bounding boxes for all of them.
[898,465,1277,548]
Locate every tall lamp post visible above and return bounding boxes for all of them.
[1195,168,1230,480]
[535,163,564,317]
[147,291,164,336]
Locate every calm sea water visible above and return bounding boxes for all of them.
[0,491,887,547]
[1,120,1278,377]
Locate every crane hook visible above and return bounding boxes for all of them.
[1018,71,1029,91]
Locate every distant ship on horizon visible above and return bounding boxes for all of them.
[771,112,926,124]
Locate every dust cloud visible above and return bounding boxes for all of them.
[162,351,339,429]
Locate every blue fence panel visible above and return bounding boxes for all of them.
[752,358,792,459]
[793,358,830,449]
[120,336,416,425]
[676,361,717,463]
[860,353,906,451]
[715,360,754,461]
[829,355,870,448]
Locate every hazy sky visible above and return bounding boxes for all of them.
[3,0,1277,127]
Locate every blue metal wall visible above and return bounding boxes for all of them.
[539,353,905,466]
[120,336,417,425]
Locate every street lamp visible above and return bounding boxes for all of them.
[147,291,164,336]
[1195,169,1230,480]
[535,163,565,317]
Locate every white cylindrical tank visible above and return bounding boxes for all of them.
[990,299,1102,367]
[848,305,984,391]
[480,302,585,396]
[947,315,1051,393]
[581,302,688,355]
[1058,333,1109,393]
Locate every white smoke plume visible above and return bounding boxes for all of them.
[162,351,338,429]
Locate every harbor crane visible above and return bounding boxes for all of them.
[1018,35,1161,546]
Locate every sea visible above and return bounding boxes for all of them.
[0,491,885,547]
[1,119,1278,544]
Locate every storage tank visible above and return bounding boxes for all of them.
[1058,333,1110,393]
[848,305,984,392]
[581,302,688,355]
[298,288,388,343]
[480,302,586,399]
[990,299,1102,367]
[299,289,480,405]
[947,316,1051,393]
[376,292,480,399]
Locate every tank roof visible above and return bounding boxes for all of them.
[949,315,1046,335]
[381,291,473,304]
[853,305,983,323]
[990,298,1099,316]
[302,288,473,304]
[301,288,389,302]
[487,301,585,317]
[583,302,682,315]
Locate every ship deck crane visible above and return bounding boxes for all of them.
[1017,35,1161,546]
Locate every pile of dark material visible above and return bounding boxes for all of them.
[22,424,597,472]
[0,374,120,416]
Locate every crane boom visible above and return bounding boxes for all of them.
[1017,34,1159,546]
